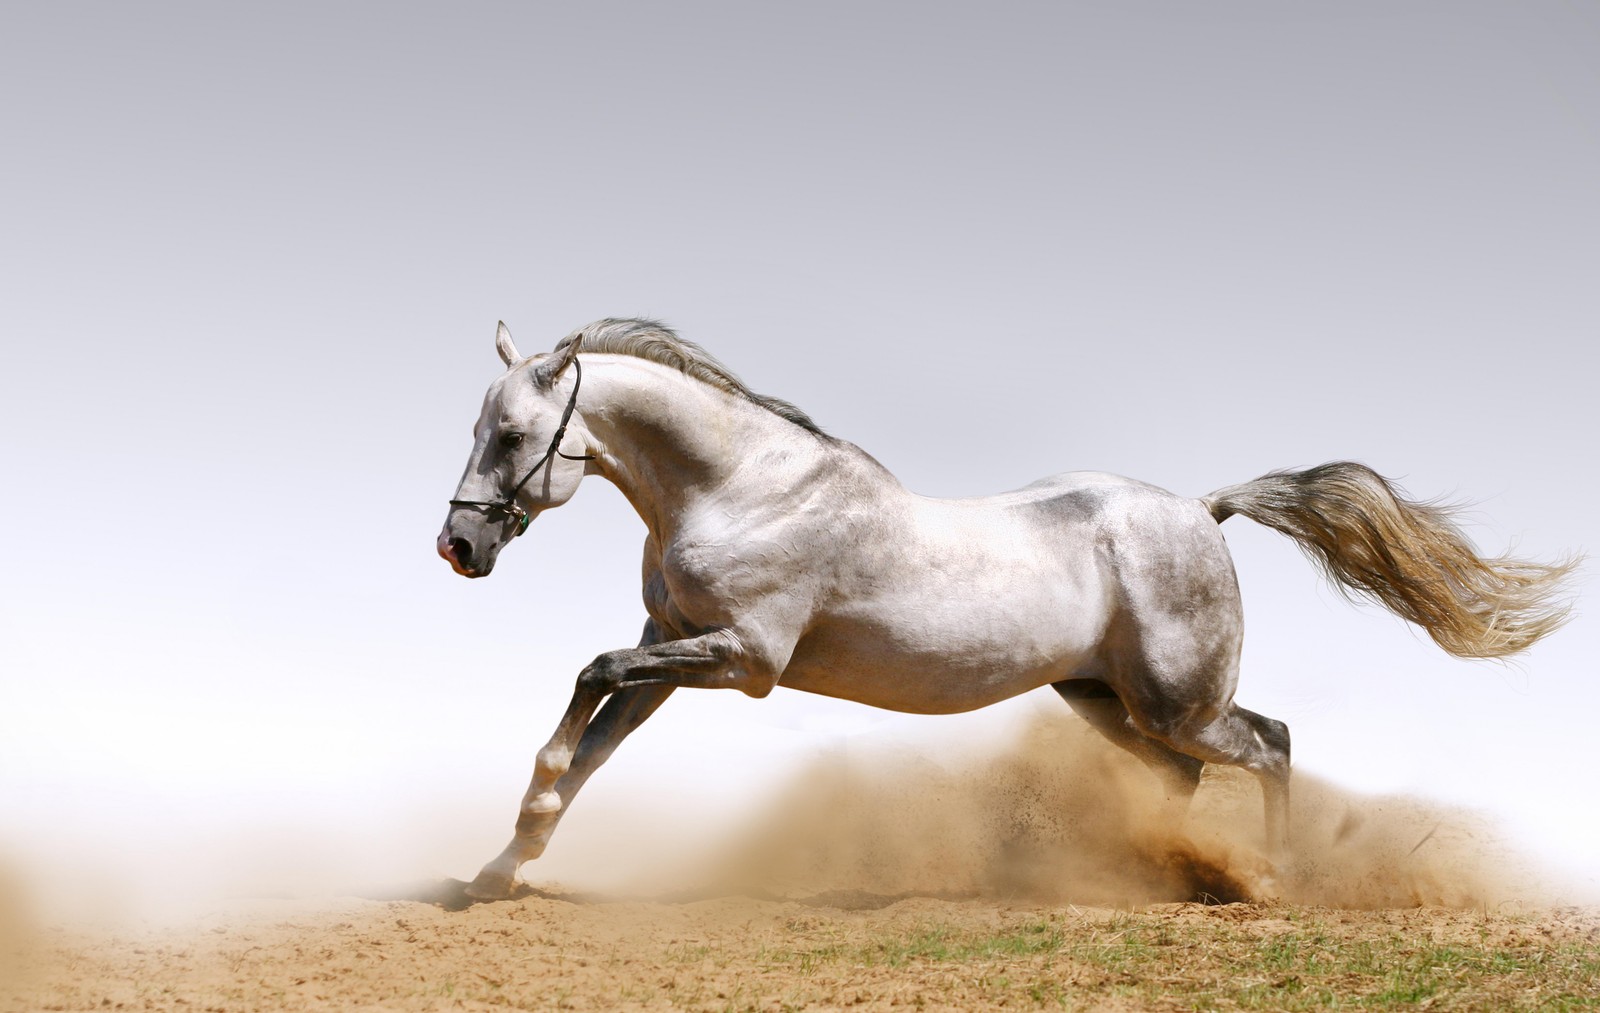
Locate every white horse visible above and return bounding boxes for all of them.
[439,318,1575,900]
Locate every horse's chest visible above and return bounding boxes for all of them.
[661,542,754,599]
[652,530,802,625]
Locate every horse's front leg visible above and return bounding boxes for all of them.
[466,683,674,898]
[467,627,765,899]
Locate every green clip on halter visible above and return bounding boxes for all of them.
[448,357,595,537]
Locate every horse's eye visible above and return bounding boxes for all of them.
[499,432,525,450]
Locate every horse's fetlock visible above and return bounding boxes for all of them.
[535,746,572,780]
[521,790,562,818]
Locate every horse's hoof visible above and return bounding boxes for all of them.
[464,870,515,900]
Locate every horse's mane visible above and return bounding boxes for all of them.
[554,318,827,436]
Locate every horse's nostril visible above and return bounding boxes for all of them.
[449,537,474,566]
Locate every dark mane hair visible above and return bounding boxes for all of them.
[554,318,826,436]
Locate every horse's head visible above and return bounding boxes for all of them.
[437,323,592,577]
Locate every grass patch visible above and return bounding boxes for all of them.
[765,911,1600,1010]
[869,921,1069,966]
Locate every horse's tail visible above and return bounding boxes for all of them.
[1204,461,1579,659]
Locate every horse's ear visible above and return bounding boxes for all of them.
[533,332,583,388]
[495,321,522,367]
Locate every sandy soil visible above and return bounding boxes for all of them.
[6,719,1593,1010]
[8,890,1599,1011]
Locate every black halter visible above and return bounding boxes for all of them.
[448,357,596,537]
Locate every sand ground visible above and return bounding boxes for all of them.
[8,889,1599,1012]
[7,719,1593,1011]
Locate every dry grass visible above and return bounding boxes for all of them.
[753,903,1600,1011]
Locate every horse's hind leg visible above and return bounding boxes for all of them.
[1100,502,1292,857]
[1205,706,1291,854]
[1131,693,1292,856]
[1053,679,1203,806]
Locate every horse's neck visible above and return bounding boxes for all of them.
[583,358,825,541]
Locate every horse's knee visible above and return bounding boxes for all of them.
[577,652,629,695]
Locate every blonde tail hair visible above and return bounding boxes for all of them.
[1205,462,1579,659]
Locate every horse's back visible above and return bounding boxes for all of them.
[950,471,1224,558]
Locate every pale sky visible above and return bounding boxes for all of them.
[2,2,1596,914]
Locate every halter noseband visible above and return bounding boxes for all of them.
[448,357,596,537]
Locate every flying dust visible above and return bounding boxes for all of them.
[678,714,1558,911]
[0,710,1567,946]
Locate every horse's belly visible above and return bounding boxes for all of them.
[778,659,1077,714]
[777,589,1105,715]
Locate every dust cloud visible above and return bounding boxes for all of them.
[1,712,1568,941]
[691,715,1560,910]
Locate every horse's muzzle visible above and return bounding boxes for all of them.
[438,532,492,578]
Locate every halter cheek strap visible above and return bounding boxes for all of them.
[448,357,596,536]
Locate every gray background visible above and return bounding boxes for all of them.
[3,2,1595,909]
